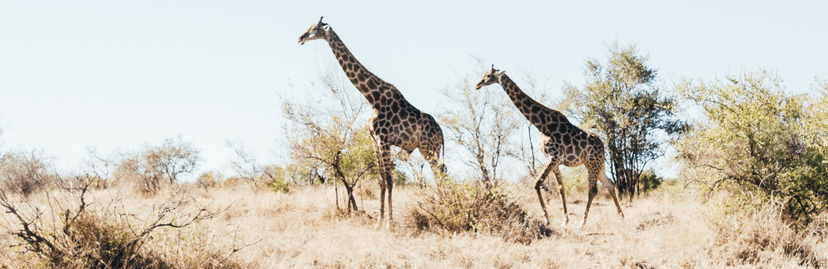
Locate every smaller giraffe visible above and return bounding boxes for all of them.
[475,65,624,228]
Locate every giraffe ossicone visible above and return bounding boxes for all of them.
[299,17,447,230]
[475,65,624,228]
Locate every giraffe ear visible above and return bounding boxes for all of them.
[497,70,506,76]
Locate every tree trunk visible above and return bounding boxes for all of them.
[333,151,358,212]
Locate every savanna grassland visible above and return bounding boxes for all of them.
[3,39,828,269]
[2,178,825,268]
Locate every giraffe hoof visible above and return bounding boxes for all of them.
[561,219,569,227]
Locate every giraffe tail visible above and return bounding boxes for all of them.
[441,133,445,163]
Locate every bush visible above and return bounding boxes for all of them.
[0,176,228,268]
[267,177,290,193]
[407,180,554,244]
[709,202,822,267]
[0,150,54,197]
[677,71,828,227]
[114,138,201,194]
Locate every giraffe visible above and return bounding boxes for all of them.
[298,17,446,229]
[475,65,624,228]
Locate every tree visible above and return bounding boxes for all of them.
[438,62,522,184]
[282,66,376,213]
[675,71,828,226]
[114,138,200,193]
[561,41,684,200]
[0,150,53,197]
[226,140,295,193]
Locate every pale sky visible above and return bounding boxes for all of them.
[1,1,826,180]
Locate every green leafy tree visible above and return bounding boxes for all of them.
[283,67,376,213]
[561,42,684,200]
[676,71,828,226]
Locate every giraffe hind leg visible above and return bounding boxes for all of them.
[420,141,446,182]
[580,169,600,229]
[599,169,625,219]
[551,167,569,227]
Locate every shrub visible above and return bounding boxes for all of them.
[114,138,200,194]
[1,176,226,268]
[709,202,822,267]
[677,71,828,227]
[0,150,54,197]
[407,180,554,244]
[267,177,290,193]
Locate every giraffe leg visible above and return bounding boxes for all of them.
[376,177,386,230]
[377,143,395,230]
[534,160,555,226]
[599,169,625,219]
[420,142,446,183]
[580,170,600,229]
[386,175,394,230]
[551,167,569,227]
[370,135,390,230]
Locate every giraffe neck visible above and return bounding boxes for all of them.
[498,74,567,133]
[324,30,385,109]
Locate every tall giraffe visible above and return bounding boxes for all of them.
[298,17,446,229]
[475,65,624,228]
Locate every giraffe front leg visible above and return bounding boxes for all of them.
[375,179,386,230]
[374,142,394,230]
[534,160,555,226]
[386,175,394,230]
[369,134,388,230]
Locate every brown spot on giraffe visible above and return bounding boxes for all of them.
[299,17,447,230]
[474,64,624,228]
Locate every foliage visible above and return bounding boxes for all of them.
[283,66,376,212]
[708,201,821,267]
[561,41,684,199]
[114,137,201,194]
[196,171,223,189]
[638,169,662,195]
[226,140,299,193]
[409,179,553,244]
[439,61,522,184]
[676,70,828,226]
[0,166,225,268]
[0,149,54,197]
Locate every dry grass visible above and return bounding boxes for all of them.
[2,182,825,268]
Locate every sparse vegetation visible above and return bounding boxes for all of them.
[114,137,201,194]
[3,44,827,268]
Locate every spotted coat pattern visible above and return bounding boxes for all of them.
[475,66,624,228]
[299,18,446,229]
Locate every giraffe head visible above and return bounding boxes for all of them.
[474,65,506,90]
[298,16,330,45]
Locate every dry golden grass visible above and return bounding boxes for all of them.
[2,182,825,268]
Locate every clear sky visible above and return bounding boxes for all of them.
[1,1,826,180]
